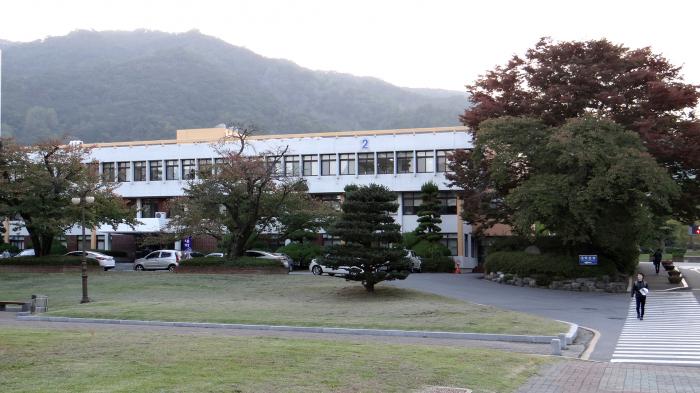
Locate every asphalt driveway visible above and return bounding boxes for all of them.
[390,273,630,361]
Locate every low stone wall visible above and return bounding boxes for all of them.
[175,266,289,274]
[0,265,103,273]
[484,272,628,293]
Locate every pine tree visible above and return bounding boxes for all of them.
[323,184,409,292]
[414,182,443,243]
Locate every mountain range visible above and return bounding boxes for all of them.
[0,30,467,144]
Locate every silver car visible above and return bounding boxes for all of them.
[134,249,181,271]
[244,250,291,269]
[64,251,116,271]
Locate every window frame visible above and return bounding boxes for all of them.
[396,151,414,174]
[358,153,374,175]
[302,155,318,176]
[133,161,146,182]
[165,160,179,181]
[320,154,337,176]
[284,155,300,177]
[149,160,163,181]
[416,150,434,173]
[377,152,394,175]
[101,162,115,182]
[339,153,356,175]
[181,159,196,180]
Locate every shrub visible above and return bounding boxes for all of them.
[276,243,322,266]
[50,242,67,255]
[484,251,618,279]
[667,247,686,258]
[0,244,20,254]
[412,240,451,259]
[401,232,420,249]
[0,256,99,266]
[185,256,280,267]
[420,256,454,272]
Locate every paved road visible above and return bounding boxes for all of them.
[391,273,630,361]
[612,291,700,365]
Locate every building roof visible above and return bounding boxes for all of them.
[84,126,471,148]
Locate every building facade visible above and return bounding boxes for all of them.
[5,126,477,266]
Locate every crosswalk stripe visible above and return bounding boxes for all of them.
[611,292,700,365]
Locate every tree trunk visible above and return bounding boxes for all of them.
[363,280,375,292]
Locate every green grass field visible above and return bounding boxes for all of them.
[0,272,567,335]
[0,327,552,393]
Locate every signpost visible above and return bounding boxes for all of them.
[579,255,598,266]
[182,236,192,252]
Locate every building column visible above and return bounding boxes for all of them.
[104,233,111,251]
[456,194,464,257]
[136,198,143,219]
[3,218,10,244]
[90,228,97,249]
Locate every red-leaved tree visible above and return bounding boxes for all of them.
[457,37,700,223]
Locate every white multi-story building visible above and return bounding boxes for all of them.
[4,125,478,266]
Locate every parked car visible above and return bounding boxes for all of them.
[405,249,422,273]
[182,251,205,259]
[64,251,116,271]
[309,256,350,276]
[14,249,35,257]
[244,250,291,269]
[205,252,224,258]
[133,250,181,271]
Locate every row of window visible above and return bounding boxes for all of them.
[312,192,458,215]
[322,233,459,255]
[100,150,456,182]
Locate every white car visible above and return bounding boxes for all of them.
[309,257,351,276]
[245,250,291,269]
[134,249,181,271]
[405,250,422,273]
[205,252,224,258]
[14,249,35,257]
[64,251,116,271]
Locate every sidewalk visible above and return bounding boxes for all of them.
[517,360,700,393]
[637,261,687,291]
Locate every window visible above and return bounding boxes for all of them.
[198,159,212,178]
[377,152,394,174]
[267,156,283,176]
[149,161,163,181]
[101,162,115,182]
[86,162,99,177]
[358,153,374,175]
[322,234,342,247]
[75,235,105,251]
[416,151,434,173]
[9,236,24,250]
[302,155,318,176]
[315,193,342,211]
[437,150,454,172]
[320,154,337,176]
[133,161,146,182]
[402,192,422,215]
[284,156,300,177]
[397,151,413,174]
[339,153,356,175]
[166,160,179,180]
[141,199,160,218]
[214,158,225,175]
[440,233,458,256]
[438,192,458,215]
[117,162,130,182]
[181,159,196,180]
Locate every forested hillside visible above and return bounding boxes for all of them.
[0,30,466,143]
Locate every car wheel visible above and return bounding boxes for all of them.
[328,273,335,277]
[135,264,144,271]
[168,264,176,272]
[312,265,322,275]
[104,267,109,272]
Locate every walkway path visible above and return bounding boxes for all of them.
[612,291,700,366]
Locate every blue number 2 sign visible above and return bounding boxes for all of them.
[361,138,369,149]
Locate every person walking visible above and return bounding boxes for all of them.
[631,273,649,320]
[652,248,663,274]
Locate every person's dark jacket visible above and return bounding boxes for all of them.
[653,250,662,264]
[631,280,649,298]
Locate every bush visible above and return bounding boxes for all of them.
[0,256,99,266]
[421,256,455,272]
[412,240,451,259]
[401,232,420,249]
[276,243,322,266]
[51,242,67,255]
[485,251,618,279]
[0,243,20,254]
[667,247,686,258]
[185,256,280,268]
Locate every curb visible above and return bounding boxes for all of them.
[16,315,576,344]
[578,326,600,361]
[663,277,690,292]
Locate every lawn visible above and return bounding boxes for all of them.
[0,327,552,393]
[0,272,567,335]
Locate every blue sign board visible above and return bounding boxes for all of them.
[182,237,192,252]
[579,255,598,266]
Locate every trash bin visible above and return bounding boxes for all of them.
[31,294,48,314]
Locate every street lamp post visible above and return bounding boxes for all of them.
[71,195,95,303]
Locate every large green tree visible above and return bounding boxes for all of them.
[460,38,700,223]
[414,182,443,243]
[0,139,137,256]
[166,125,306,256]
[450,117,679,273]
[323,184,409,292]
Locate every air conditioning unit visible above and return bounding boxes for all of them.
[154,212,167,219]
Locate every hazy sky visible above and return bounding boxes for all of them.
[1,0,698,91]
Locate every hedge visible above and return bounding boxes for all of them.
[421,256,455,273]
[184,256,281,268]
[276,243,322,266]
[0,256,100,266]
[484,251,618,279]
